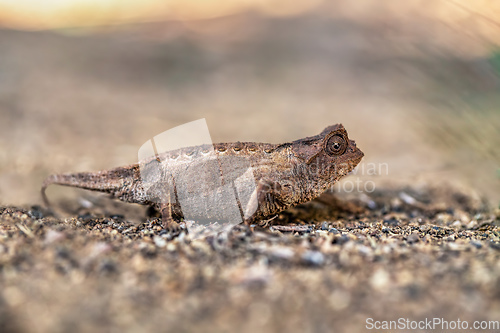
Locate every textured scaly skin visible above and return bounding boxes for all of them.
[42,124,364,229]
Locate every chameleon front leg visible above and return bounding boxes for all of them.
[244,179,294,226]
[160,203,186,235]
[160,202,174,227]
[151,173,184,233]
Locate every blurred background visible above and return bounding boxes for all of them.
[0,0,499,206]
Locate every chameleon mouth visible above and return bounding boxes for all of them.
[352,153,364,167]
[353,150,364,163]
[348,140,364,163]
[347,146,364,173]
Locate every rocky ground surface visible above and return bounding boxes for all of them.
[0,186,499,333]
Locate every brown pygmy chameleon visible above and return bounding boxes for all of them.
[42,124,363,231]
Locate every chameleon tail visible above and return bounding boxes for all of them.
[41,168,135,207]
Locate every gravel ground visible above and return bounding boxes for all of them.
[1,186,499,333]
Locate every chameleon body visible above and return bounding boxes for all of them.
[42,124,364,230]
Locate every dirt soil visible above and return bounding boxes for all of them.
[1,186,499,333]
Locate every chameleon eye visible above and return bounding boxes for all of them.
[325,134,347,156]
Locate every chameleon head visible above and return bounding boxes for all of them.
[320,124,364,179]
[291,124,364,180]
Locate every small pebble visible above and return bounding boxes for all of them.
[333,235,350,245]
[329,228,340,234]
[78,198,94,209]
[370,269,390,291]
[406,233,419,244]
[467,221,478,229]
[98,259,118,275]
[470,240,482,249]
[399,192,418,205]
[29,206,44,219]
[44,229,65,244]
[301,251,325,266]
[383,218,399,226]
[153,235,167,248]
[268,247,295,261]
[357,245,372,256]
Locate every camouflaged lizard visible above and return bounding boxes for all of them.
[42,124,364,231]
